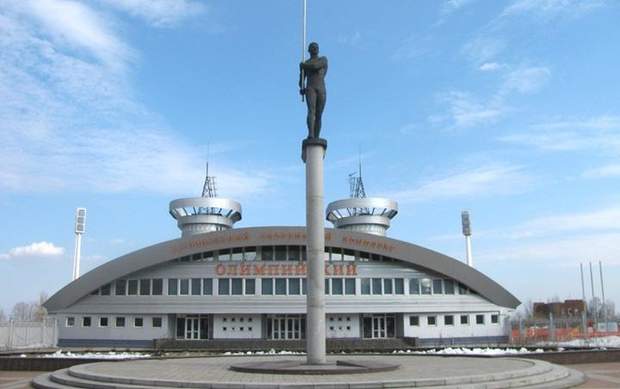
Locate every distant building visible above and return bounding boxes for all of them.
[533,300,586,319]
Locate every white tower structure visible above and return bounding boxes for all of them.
[169,163,242,237]
[326,162,398,236]
[72,208,86,281]
[461,210,473,267]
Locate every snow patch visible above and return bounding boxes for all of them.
[40,350,151,359]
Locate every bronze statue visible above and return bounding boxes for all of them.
[299,42,328,139]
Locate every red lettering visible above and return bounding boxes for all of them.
[254,264,265,276]
[324,264,331,276]
[346,264,357,276]
[332,264,344,276]
[215,264,226,276]
[239,264,250,276]
[226,264,238,276]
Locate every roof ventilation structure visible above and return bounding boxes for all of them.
[326,161,398,236]
[169,163,242,238]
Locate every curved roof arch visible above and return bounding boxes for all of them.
[45,227,520,311]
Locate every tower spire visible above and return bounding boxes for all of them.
[348,155,366,198]
[202,161,217,198]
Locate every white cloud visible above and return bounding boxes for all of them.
[0,242,64,260]
[501,0,607,18]
[583,164,620,179]
[461,37,505,65]
[478,232,620,265]
[479,62,503,71]
[510,206,620,239]
[17,0,132,69]
[0,0,271,198]
[337,31,362,47]
[388,164,532,203]
[500,66,550,94]
[100,0,205,27]
[499,115,620,153]
[433,91,505,130]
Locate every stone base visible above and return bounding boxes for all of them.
[301,137,327,162]
[229,359,399,375]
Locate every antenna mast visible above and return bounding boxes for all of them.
[202,155,217,198]
[349,159,366,198]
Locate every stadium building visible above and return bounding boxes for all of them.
[44,171,520,348]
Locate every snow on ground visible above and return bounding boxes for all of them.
[36,350,151,359]
[223,349,304,356]
[398,347,545,355]
[549,335,620,348]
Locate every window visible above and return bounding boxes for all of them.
[115,317,126,327]
[332,278,343,295]
[460,315,469,325]
[262,278,273,295]
[128,279,138,295]
[444,315,454,325]
[288,246,301,261]
[395,278,404,295]
[427,316,436,326]
[152,279,163,295]
[152,317,162,328]
[275,278,287,295]
[458,283,468,295]
[345,278,356,295]
[82,317,92,327]
[261,246,274,261]
[409,279,420,294]
[99,317,109,327]
[231,278,243,295]
[324,278,330,294]
[139,279,151,295]
[168,279,178,295]
[245,279,256,295]
[444,280,455,294]
[409,316,419,326]
[100,283,111,296]
[491,314,499,324]
[420,279,432,295]
[180,279,189,295]
[476,314,485,325]
[383,279,393,294]
[288,278,300,295]
[134,317,144,327]
[219,278,230,295]
[302,278,307,295]
[244,247,257,261]
[433,279,443,294]
[372,278,382,295]
[218,249,230,261]
[203,278,213,295]
[361,278,371,295]
[275,245,287,261]
[115,280,126,296]
[191,278,201,295]
[231,247,243,261]
[343,249,355,262]
[66,317,75,327]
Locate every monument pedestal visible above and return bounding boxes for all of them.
[302,137,327,365]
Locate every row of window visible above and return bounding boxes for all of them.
[93,277,473,297]
[175,246,396,263]
[409,313,499,327]
[66,316,162,328]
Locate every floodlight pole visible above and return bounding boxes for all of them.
[461,211,473,267]
[72,208,86,281]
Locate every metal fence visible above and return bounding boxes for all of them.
[0,318,58,351]
[511,317,620,346]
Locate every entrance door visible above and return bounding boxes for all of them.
[363,314,396,339]
[185,317,200,340]
[268,315,304,339]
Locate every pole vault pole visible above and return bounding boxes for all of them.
[300,0,307,102]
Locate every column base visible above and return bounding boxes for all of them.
[301,137,328,162]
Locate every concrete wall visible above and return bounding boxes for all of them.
[403,312,508,340]
[212,314,262,339]
[326,314,359,338]
[57,314,169,341]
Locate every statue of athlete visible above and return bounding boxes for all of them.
[299,42,328,139]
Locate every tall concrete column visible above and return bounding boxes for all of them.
[302,138,327,365]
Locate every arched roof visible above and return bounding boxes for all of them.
[44,227,520,311]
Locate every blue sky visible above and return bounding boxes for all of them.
[1,0,620,315]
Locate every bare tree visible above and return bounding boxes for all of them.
[33,292,48,321]
[11,302,34,321]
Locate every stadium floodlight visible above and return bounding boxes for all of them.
[72,208,86,281]
[461,211,473,267]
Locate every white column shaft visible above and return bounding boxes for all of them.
[305,143,326,365]
[465,235,473,267]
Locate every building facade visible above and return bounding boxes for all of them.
[45,225,520,348]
